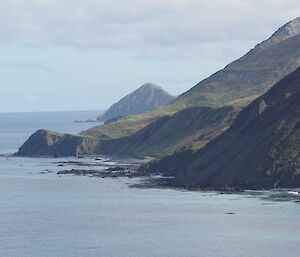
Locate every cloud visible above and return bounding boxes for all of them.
[23,93,38,103]
[0,0,299,60]
[0,62,52,71]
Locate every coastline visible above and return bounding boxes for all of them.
[34,154,300,200]
[5,153,300,199]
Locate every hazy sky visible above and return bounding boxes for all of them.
[1,0,299,112]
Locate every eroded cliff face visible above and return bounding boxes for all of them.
[16,129,98,157]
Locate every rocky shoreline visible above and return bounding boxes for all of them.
[57,167,138,178]
[25,154,297,204]
[52,156,149,178]
[52,158,300,194]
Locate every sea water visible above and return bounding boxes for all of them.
[0,111,299,257]
[0,110,102,154]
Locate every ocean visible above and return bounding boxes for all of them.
[0,111,300,257]
[0,110,103,154]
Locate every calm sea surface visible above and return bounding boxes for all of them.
[0,111,299,257]
[0,110,103,154]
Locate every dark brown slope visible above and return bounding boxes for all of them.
[96,106,240,157]
[143,67,300,189]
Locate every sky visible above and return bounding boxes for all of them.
[0,0,300,112]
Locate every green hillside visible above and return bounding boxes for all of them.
[82,17,300,140]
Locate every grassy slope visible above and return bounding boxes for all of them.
[96,106,240,158]
[80,101,187,139]
[81,32,300,141]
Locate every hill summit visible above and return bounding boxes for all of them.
[99,83,175,122]
[258,17,300,50]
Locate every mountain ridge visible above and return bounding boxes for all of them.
[85,17,300,142]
